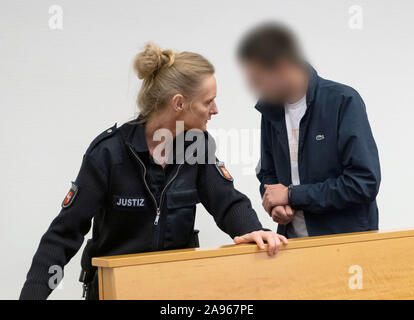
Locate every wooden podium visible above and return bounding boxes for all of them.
[92,229,414,300]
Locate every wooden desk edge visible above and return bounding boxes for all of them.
[92,229,414,268]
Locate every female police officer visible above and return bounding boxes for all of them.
[20,43,287,300]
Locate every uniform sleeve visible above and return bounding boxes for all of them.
[256,116,279,197]
[289,92,381,213]
[19,154,107,300]
[197,161,264,239]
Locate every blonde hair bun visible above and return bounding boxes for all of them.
[133,43,215,121]
[133,43,175,80]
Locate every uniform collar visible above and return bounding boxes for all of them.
[118,117,148,153]
[132,120,149,153]
[122,117,210,164]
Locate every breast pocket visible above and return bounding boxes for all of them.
[163,189,200,249]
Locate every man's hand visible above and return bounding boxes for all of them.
[234,230,288,256]
[270,205,295,225]
[262,184,289,213]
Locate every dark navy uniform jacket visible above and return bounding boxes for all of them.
[256,65,381,237]
[20,120,264,300]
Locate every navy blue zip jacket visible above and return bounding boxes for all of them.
[20,120,264,300]
[256,65,381,237]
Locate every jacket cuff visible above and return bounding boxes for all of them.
[289,184,309,209]
[19,282,52,300]
[259,184,265,198]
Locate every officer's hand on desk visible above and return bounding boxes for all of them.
[233,230,288,257]
[262,184,289,213]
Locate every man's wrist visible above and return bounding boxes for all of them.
[287,184,305,210]
[287,184,294,206]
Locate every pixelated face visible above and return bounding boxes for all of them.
[241,60,289,104]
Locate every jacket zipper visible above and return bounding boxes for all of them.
[128,145,159,222]
[128,145,183,248]
[155,162,183,224]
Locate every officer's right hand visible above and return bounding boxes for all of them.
[233,230,288,256]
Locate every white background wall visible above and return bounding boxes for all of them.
[1,0,413,299]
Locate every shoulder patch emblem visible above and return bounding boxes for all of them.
[62,182,79,208]
[215,161,234,182]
